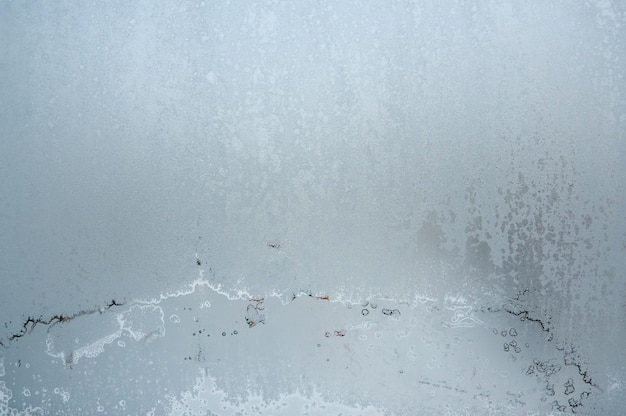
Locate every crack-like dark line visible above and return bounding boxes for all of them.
[503,306,552,333]
[5,299,125,343]
[556,343,602,392]
[500,288,553,333]
[483,289,601,413]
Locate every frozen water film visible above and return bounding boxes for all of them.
[1,1,625,415]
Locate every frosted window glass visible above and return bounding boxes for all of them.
[1,1,625,415]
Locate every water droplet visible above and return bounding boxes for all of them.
[382,308,401,317]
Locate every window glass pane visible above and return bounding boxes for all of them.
[1,1,625,414]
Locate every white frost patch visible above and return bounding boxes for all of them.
[168,369,387,416]
[44,303,167,367]
[117,304,165,343]
[442,295,485,328]
[44,311,123,366]
[0,380,44,415]
[0,380,12,403]
[607,373,623,392]
[133,277,257,305]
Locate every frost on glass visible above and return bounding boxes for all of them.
[1,1,625,415]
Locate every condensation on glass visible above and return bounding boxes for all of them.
[1,1,625,415]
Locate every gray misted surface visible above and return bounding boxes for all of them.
[1,1,625,415]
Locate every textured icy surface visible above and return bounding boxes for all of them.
[0,281,609,414]
[1,0,625,414]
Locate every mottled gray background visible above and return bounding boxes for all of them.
[1,1,625,414]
